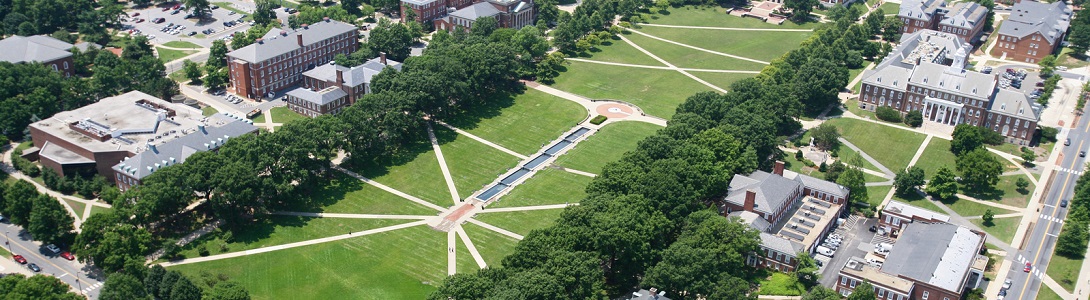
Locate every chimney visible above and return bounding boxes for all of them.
[774,160,784,176]
[744,189,756,212]
[280,30,288,36]
[336,68,343,84]
[380,52,387,65]
[297,34,303,46]
[302,23,309,29]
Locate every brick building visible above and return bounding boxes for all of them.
[836,220,988,300]
[991,1,1071,63]
[898,0,988,45]
[879,200,952,236]
[400,0,534,32]
[25,91,257,186]
[226,18,359,100]
[0,35,98,77]
[724,161,849,273]
[284,55,403,117]
[859,30,1041,145]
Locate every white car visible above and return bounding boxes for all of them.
[45,244,61,254]
[1002,278,1012,290]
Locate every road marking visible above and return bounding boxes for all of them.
[1019,138,1085,300]
[1047,233,1059,237]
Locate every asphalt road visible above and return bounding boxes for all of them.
[1004,105,1090,299]
[0,222,105,298]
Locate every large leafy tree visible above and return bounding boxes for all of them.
[99,273,149,300]
[206,282,253,300]
[0,274,84,299]
[368,18,413,61]
[184,0,212,19]
[72,212,153,273]
[810,123,840,150]
[951,124,983,156]
[803,286,842,300]
[837,166,867,208]
[847,282,877,300]
[956,148,1003,191]
[893,167,926,196]
[784,0,818,22]
[27,194,75,245]
[207,40,228,69]
[926,167,959,200]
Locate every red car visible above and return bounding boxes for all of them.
[12,254,26,264]
[132,12,141,17]
[135,18,145,23]
[60,252,75,261]
[1024,262,1033,272]
[162,6,171,11]
[172,4,181,10]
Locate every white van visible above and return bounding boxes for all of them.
[816,245,835,257]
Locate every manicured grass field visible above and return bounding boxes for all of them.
[171,225,444,299]
[89,205,113,217]
[0,246,8,258]
[162,41,203,49]
[878,2,900,15]
[62,199,86,216]
[1047,251,1081,292]
[576,36,664,65]
[269,106,306,124]
[836,145,882,173]
[474,209,565,236]
[645,6,821,30]
[434,127,522,200]
[623,32,769,71]
[962,174,1034,209]
[942,198,1015,217]
[443,89,587,156]
[1057,47,1090,69]
[913,138,957,177]
[456,234,479,274]
[757,272,806,296]
[460,223,519,268]
[1038,284,1065,300]
[283,173,438,215]
[156,47,197,63]
[826,118,926,172]
[866,185,893,209]
[690,71,760,91]
[352,141,452,208]
[213,2,252,19]
[634,26,813,62]
[178,216,413,258]
[891,192,944,213]
[550,61,717,118]
[202,106,219,117]
[489,169,591,208]
[969,216,1020,244]
[553,121,662,173]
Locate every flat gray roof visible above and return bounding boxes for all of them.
[29,90,207,155]
[881,222,983,292]
[883,200,951,222]
[227,19,357,63]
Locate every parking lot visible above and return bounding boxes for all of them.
[983,65,1047,101]
[817,215,879,287]
[120,1,297,48]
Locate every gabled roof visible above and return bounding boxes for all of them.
[988,89,1040,121]
[286,86,349,106]
[759,232,804,256]
[227,19,357,63]
[725,170,801,215]
[112,114,259,180]
[0,35,76,63]
[898,0,946,21]
[730,210,772,232]
[998,0,1071,43]
[302,57,403,88]
[939,2,987,29]
[784,170,850,199]
[449,2,503,20]
[908,62,996,99]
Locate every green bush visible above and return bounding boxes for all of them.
[197,244,210,257]
[795,150,803,161]
[904,110,923,127]
[589,115,608,125]
[875,106,902,123]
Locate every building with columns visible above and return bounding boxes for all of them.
[859,30,1041,145]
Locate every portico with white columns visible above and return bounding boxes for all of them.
[923,97,965,126]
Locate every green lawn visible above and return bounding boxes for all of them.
[156,47,197,63]
[0,246,8,258]
[213,2,251,18]
[634,26,813,62]
[969,216,1020,244]
[443,89,587,156]
[645,6,821,30]
[961,174,1034,209]
[281,173,438,215]
[89,205,113,217]
[913,138,958,177]
[835,144,882,173]
[350,141,453,208]
[168,70,188,83]
[162,41,203,49]
[942,198,1015,217]
[1038,284,1065,300]
[878,2,900,15]
[757,272,806,296]
[202,106,218,117]
[892,192,944,213]
[1057,47,1090,69]
[489,169,591,208]
[623,32,769,71]
[550,60,717,118]
[170,225,444,300]
[866,185,893,209]
[460,223,519,268]
[826,118,926,172]
[553,121,662,173]
[576,36,664,65]
[434,127,522,201]
[690,71,760,91]
[269,106,306,124]
[844,98,877,120]
[456,233,479,274]
[1047,251,1081,292]
[178,216,413,258]
[474,209,566,236]
[62,199,86,217]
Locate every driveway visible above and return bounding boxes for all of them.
[818,215,877,288]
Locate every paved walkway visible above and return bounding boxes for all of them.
[427,123,462,205]
[614,34,727,93]
[478,203,577,213]
[625,29,770,65]
[146,219,223,262]
[159,221,428,267]
[523,81,668,126]
[271,211,432,220]
[837,137,895,176]
[566,58,762,73]
[455,226,487,269]
[637,23,814,32]
[465,219,523,240]
[559,167,597,177]
[0,145,114,231]
[333,166,447,212]
[954,194,1026,212]
[434,120,528,159]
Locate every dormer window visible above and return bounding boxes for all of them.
[1001,104,1006,110]
[1019,108,1024,115]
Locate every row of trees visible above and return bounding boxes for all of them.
[1056,166,1090,258]
[100,265,250,300]
[0,274,84,299]
[1067,7,1090,57]
[0,180,76,245]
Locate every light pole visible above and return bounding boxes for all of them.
[4,230,9,252]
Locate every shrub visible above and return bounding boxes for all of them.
[819,162,828,172]
[875,106,902,123]
[904,110,923,127]
[197,244,210,257]
[795,150,803,161]
[1041,126,1059,143]
[589,115,608,125]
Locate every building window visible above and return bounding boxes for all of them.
[922,291,929,300]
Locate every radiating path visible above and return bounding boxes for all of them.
[566,58,762,73]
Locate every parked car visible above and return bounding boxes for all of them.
[1080,151,1086,157]
[815,245,835,257]
[162,6,171,11]
[188,31,197,36]
[1065,138,1071,146]
[1002,278,1012,290]
[45,244,61,254]
[12,255,26,264]
[136,18,145,23]
[171,9,181,15]
[133,12,141,17]
[60,251,75,260]
[1058,66,1068,71]
[1062,199,1069,208]
[28,263,40,272]
[0,214,5,223]
[211,5,219,9]
[153,18,166,24]
[172,3,181,9]
[1025,262,1032,272]
[981,66,993,74]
